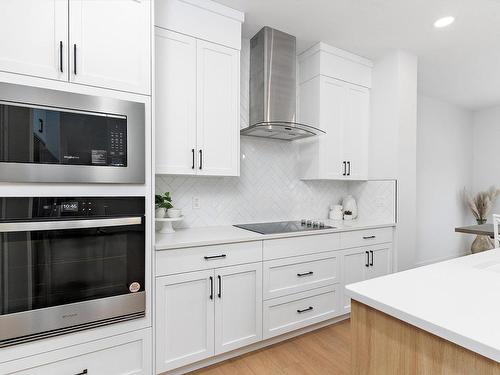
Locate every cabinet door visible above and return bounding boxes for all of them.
[0,0,68,81]
[196,40,240,176]
[155,28,197,175]
[69,0,151,94]
[155,270,215,373]
[344,83,370,180]
[214,263,262,355]
[367,245,392,280]
[320,76,346,179]
[342,248,369,313]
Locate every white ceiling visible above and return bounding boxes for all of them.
[216,0,500,110]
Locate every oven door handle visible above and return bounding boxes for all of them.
[0,217,143,232]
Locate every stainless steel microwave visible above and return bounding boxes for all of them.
[0,82,145,183]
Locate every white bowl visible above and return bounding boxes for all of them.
[167,208,182,218]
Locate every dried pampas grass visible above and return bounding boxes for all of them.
[464,186,500,222]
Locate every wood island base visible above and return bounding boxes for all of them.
[351,300,500,375]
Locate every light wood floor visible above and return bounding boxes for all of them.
[191,320,351,375]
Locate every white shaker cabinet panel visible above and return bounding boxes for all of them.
[0,0,68,81]
[69,0,151,94]
[155,28,197,175]
[214,263,262,355]
[196,40,240,176]
[343,83,370,180]
[341,248,370,313]
[155,270,215,373]
[367,244,392,280]
[320,77,346,179]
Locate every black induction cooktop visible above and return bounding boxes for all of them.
[234,220,334,235]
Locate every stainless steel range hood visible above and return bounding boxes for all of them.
[241,27,324,141]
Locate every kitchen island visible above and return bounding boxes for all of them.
[346,249,500,374]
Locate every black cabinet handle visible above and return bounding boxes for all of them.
[297,271,314,277]
[217,275,222,298]
[342,161,347,176]
[204,254,226,260]
[191,149,195,169]
[365,251,369,267]
[75,370,88,375]
[199,149,203,170]
[347,161,351,176]
[59,41,63,73]
[38,119,44,133]
[209,276,213,300]
[363,235,376,240]
[73,44,77,75]
[370,250,374,266]
[297,306,313,314]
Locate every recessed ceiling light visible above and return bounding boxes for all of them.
[434,16,455,28]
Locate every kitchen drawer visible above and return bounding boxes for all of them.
[340,227,393,249]
[263,285,340,339]
[263,251,339,300]
[156,241,262,276]
[263,233,341,261]
[2,329,151,375]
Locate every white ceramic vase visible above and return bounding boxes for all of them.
[155,207,166,218]
[342,195,358,219]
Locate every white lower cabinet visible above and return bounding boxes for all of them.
[155,263,262,373]
[215,263,262,354]
[341,243,393,313]
[3,329,151,375]
[263,285,340,339]
[155,270,215,373]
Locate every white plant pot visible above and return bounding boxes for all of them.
[344,214,353,221]
[155,207,166,218]
[167,208,182,218]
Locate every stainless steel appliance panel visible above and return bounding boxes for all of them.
[0,82,145,183]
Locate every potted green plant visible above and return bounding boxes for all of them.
[155,192,173,218]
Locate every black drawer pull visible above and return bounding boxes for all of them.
[75,370,88,375]
[297,271,314,277]
[363,235,376,240]
[297,306,313,314]
[204,254,226,260]
[365,251,369,267]
[370,250,374,266]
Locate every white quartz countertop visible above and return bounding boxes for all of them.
[155,219,396,250]
[346,249,500,363]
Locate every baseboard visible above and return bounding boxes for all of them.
[162,314,350,375]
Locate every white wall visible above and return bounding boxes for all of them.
[416,95,473,266]
[473,106,500,216]
[370,51,418,271]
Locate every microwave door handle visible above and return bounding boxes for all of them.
[0,217,142,233]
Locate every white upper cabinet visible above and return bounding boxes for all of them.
[155,29,197,175]
[0,0,68,81]
[0,0,151,94]
[69,0,151,94]
[196,41,240,176]
[298,43,372,181]
[154,0,243,177]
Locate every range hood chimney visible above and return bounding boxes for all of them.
[241,27,324,141]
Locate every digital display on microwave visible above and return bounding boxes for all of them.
[61,202,79,212]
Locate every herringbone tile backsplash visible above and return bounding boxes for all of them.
[155,38,396,228]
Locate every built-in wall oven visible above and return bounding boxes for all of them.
[0,196,145,347]
[0,82,145,183]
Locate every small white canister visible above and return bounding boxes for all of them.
[329,205,344,221]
